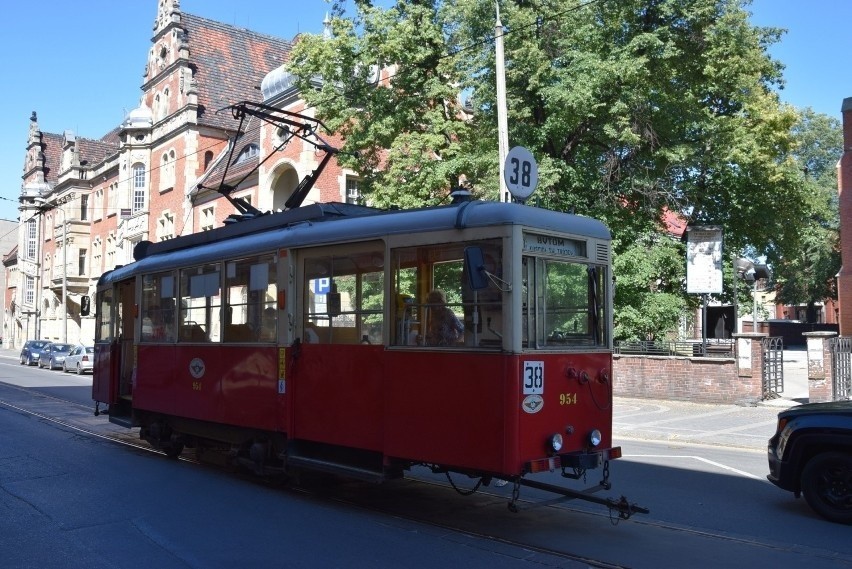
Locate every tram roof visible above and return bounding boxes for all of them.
[99,200,610,285]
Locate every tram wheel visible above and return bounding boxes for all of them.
[163,443,185,459]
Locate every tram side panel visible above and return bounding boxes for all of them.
[382,350,614,477]
[384,351,510,474]
[291,343,384,451]
[132,344,285,433]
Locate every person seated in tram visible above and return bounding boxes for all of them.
[425,289,464,346]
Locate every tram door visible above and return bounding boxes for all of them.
[291,245,385,451]
[116,280,136,398]
[92,278,136,413]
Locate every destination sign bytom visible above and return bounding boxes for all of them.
[523,233,586,257]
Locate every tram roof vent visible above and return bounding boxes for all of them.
[596,242,609,263]
[450,189,472,204]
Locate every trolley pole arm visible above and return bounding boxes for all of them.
[516,477,649,519]
[283,149,337,210]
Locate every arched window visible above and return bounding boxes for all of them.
[161,149,176,189]
[132,163,147,213]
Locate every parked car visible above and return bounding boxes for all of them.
[38,342,75,370]
[63,345,94,375]
[20,340,50,366]
[767,400,852,524]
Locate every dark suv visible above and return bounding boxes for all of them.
[767,400,852,524]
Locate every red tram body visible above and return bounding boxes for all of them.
[92,198,639,514]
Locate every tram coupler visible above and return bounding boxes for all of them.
[511,477,648,519]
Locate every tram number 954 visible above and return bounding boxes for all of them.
[523,361,544,395]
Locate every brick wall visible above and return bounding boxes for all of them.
[613,354,761,404]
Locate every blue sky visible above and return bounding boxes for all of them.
[0,0,849,222]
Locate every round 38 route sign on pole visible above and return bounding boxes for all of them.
[503,146,538,202]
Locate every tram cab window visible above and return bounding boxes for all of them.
[303,247,384,344]
[140,271,176,342]
[390,240,503,349]
[96,288,114,342]
[179,263,222,342]
[224,255,277,342]
[522,257,607,348]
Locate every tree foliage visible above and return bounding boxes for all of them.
[287,0,834,338]
[613,233,690,341]
[771,108,842,320]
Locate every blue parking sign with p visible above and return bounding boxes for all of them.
[313,278,330,295]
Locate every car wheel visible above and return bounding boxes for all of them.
[26,356,32,366]
[801,451,852,525]
[62,362,68,373]
[77,364,83,376]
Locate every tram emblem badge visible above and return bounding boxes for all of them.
[189,358,206,379]
[522,395,544,414]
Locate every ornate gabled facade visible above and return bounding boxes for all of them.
[10,0,358,348]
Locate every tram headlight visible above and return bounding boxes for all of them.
[589,429,602,447]
[550,433,563,452]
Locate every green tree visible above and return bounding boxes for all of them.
[288,0,817,336]
[771,108,842,322]
[613,233,689,341]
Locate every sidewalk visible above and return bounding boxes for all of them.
[613,349,808,450]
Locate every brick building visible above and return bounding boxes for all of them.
[839,97,852,335]
[8,1,359,348]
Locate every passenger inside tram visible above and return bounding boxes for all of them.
[425,289,464,346]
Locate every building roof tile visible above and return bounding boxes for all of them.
[182,13,292,131]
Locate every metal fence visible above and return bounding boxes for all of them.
[615,339,735,358]
[831,336,852,401]
[761,336,784,399]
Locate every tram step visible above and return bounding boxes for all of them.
[108,414,134,428]
[286,455,386,483]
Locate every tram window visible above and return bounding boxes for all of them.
[96,288,114,342]
[523,257,607,348]
[303,249,384,344]
[390,240,503,349]
[178,263,222,342]
[224,255,276,342]
[140,271,176,342]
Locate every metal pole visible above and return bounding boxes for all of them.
[495,2,510,202]
[61,206,67,343]
[753,280,758,334]
[732,258,738,334]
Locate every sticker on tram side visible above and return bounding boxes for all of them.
[189,358,205,379]
[522,394,544,414]
[278,348,286,394]
[522,360,544,394]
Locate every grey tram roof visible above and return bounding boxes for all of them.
[99,200,610,285]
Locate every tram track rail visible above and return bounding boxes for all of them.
[0,380,846,568]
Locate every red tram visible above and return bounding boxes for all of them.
[91,193,644,516]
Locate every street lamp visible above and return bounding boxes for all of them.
[34,198,67,343]
[734,257,771,333]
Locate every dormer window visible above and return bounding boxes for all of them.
[234,144,259,164]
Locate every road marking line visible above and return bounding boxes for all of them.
[624,454,764,479]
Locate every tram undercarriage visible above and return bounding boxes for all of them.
[117,409,647,519]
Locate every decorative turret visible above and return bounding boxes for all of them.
[154,0,181,35]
